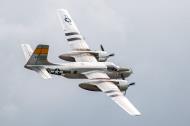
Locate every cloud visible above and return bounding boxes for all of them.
[0,0,190,126]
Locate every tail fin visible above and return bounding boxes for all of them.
[26,44,53,65]
[21,44,52,79]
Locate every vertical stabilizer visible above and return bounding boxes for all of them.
[26,44,53,65]
[21,44,52,79]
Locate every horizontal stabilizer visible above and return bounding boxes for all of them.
[36,67,52,79]
[21,44,33,61]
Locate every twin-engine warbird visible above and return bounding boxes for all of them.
[21,9,141,116]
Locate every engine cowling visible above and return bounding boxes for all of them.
[116,80,129,91]
[96,51,109,62]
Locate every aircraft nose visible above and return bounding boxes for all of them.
[129,68,133,74]
[119,68,133,75]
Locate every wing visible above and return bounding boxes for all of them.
[97,82,141,116]
[83,71,110,79]
[57,9,97,62]
[57,9,89,51]
[83,71,141,116]
[73,53,97,62]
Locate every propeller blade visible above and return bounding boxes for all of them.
[108,53,115,57]
[124,90,126,95]
[129,82,135,86]
[121,74,125,80]
[100,44,105,51]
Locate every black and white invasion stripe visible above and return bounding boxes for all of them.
[65,32,82,42]
[104,90,122,98]
[65,32,79,36]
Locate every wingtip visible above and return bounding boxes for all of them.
[134,113,142,116]
[132,111,142,116]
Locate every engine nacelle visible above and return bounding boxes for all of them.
[79,79,129,92]
[79,82,100,91]
[116,80,129,91]
[59,53,76,62]
[59,51,112,62]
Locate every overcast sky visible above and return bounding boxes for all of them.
[0,0,190,126]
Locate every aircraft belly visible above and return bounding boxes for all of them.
[107,72,131,79]
[63,73,86,79]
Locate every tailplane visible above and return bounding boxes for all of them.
[21,44,33,61]
[21,44,52,79]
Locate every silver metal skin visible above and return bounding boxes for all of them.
[21,9,141,116]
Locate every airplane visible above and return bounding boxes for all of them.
[21,9,141,116]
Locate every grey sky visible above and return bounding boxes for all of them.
[0,0,190,126]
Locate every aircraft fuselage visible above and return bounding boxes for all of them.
[25,62,132,79]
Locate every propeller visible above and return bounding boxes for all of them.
[128,82,135,87]
[108,53,115,57]
[124,90,127,95]
[121,73,125,80]
[100,44,115,57]
[100,44,105,51]
[123,82,136,95]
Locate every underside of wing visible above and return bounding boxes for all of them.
[83,71,110,79]
[82,71,141,116]
[57,9,90,51]
[97,82,141,116]
[57,9,97,62]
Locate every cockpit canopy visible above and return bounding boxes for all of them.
[105,62,119,71]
